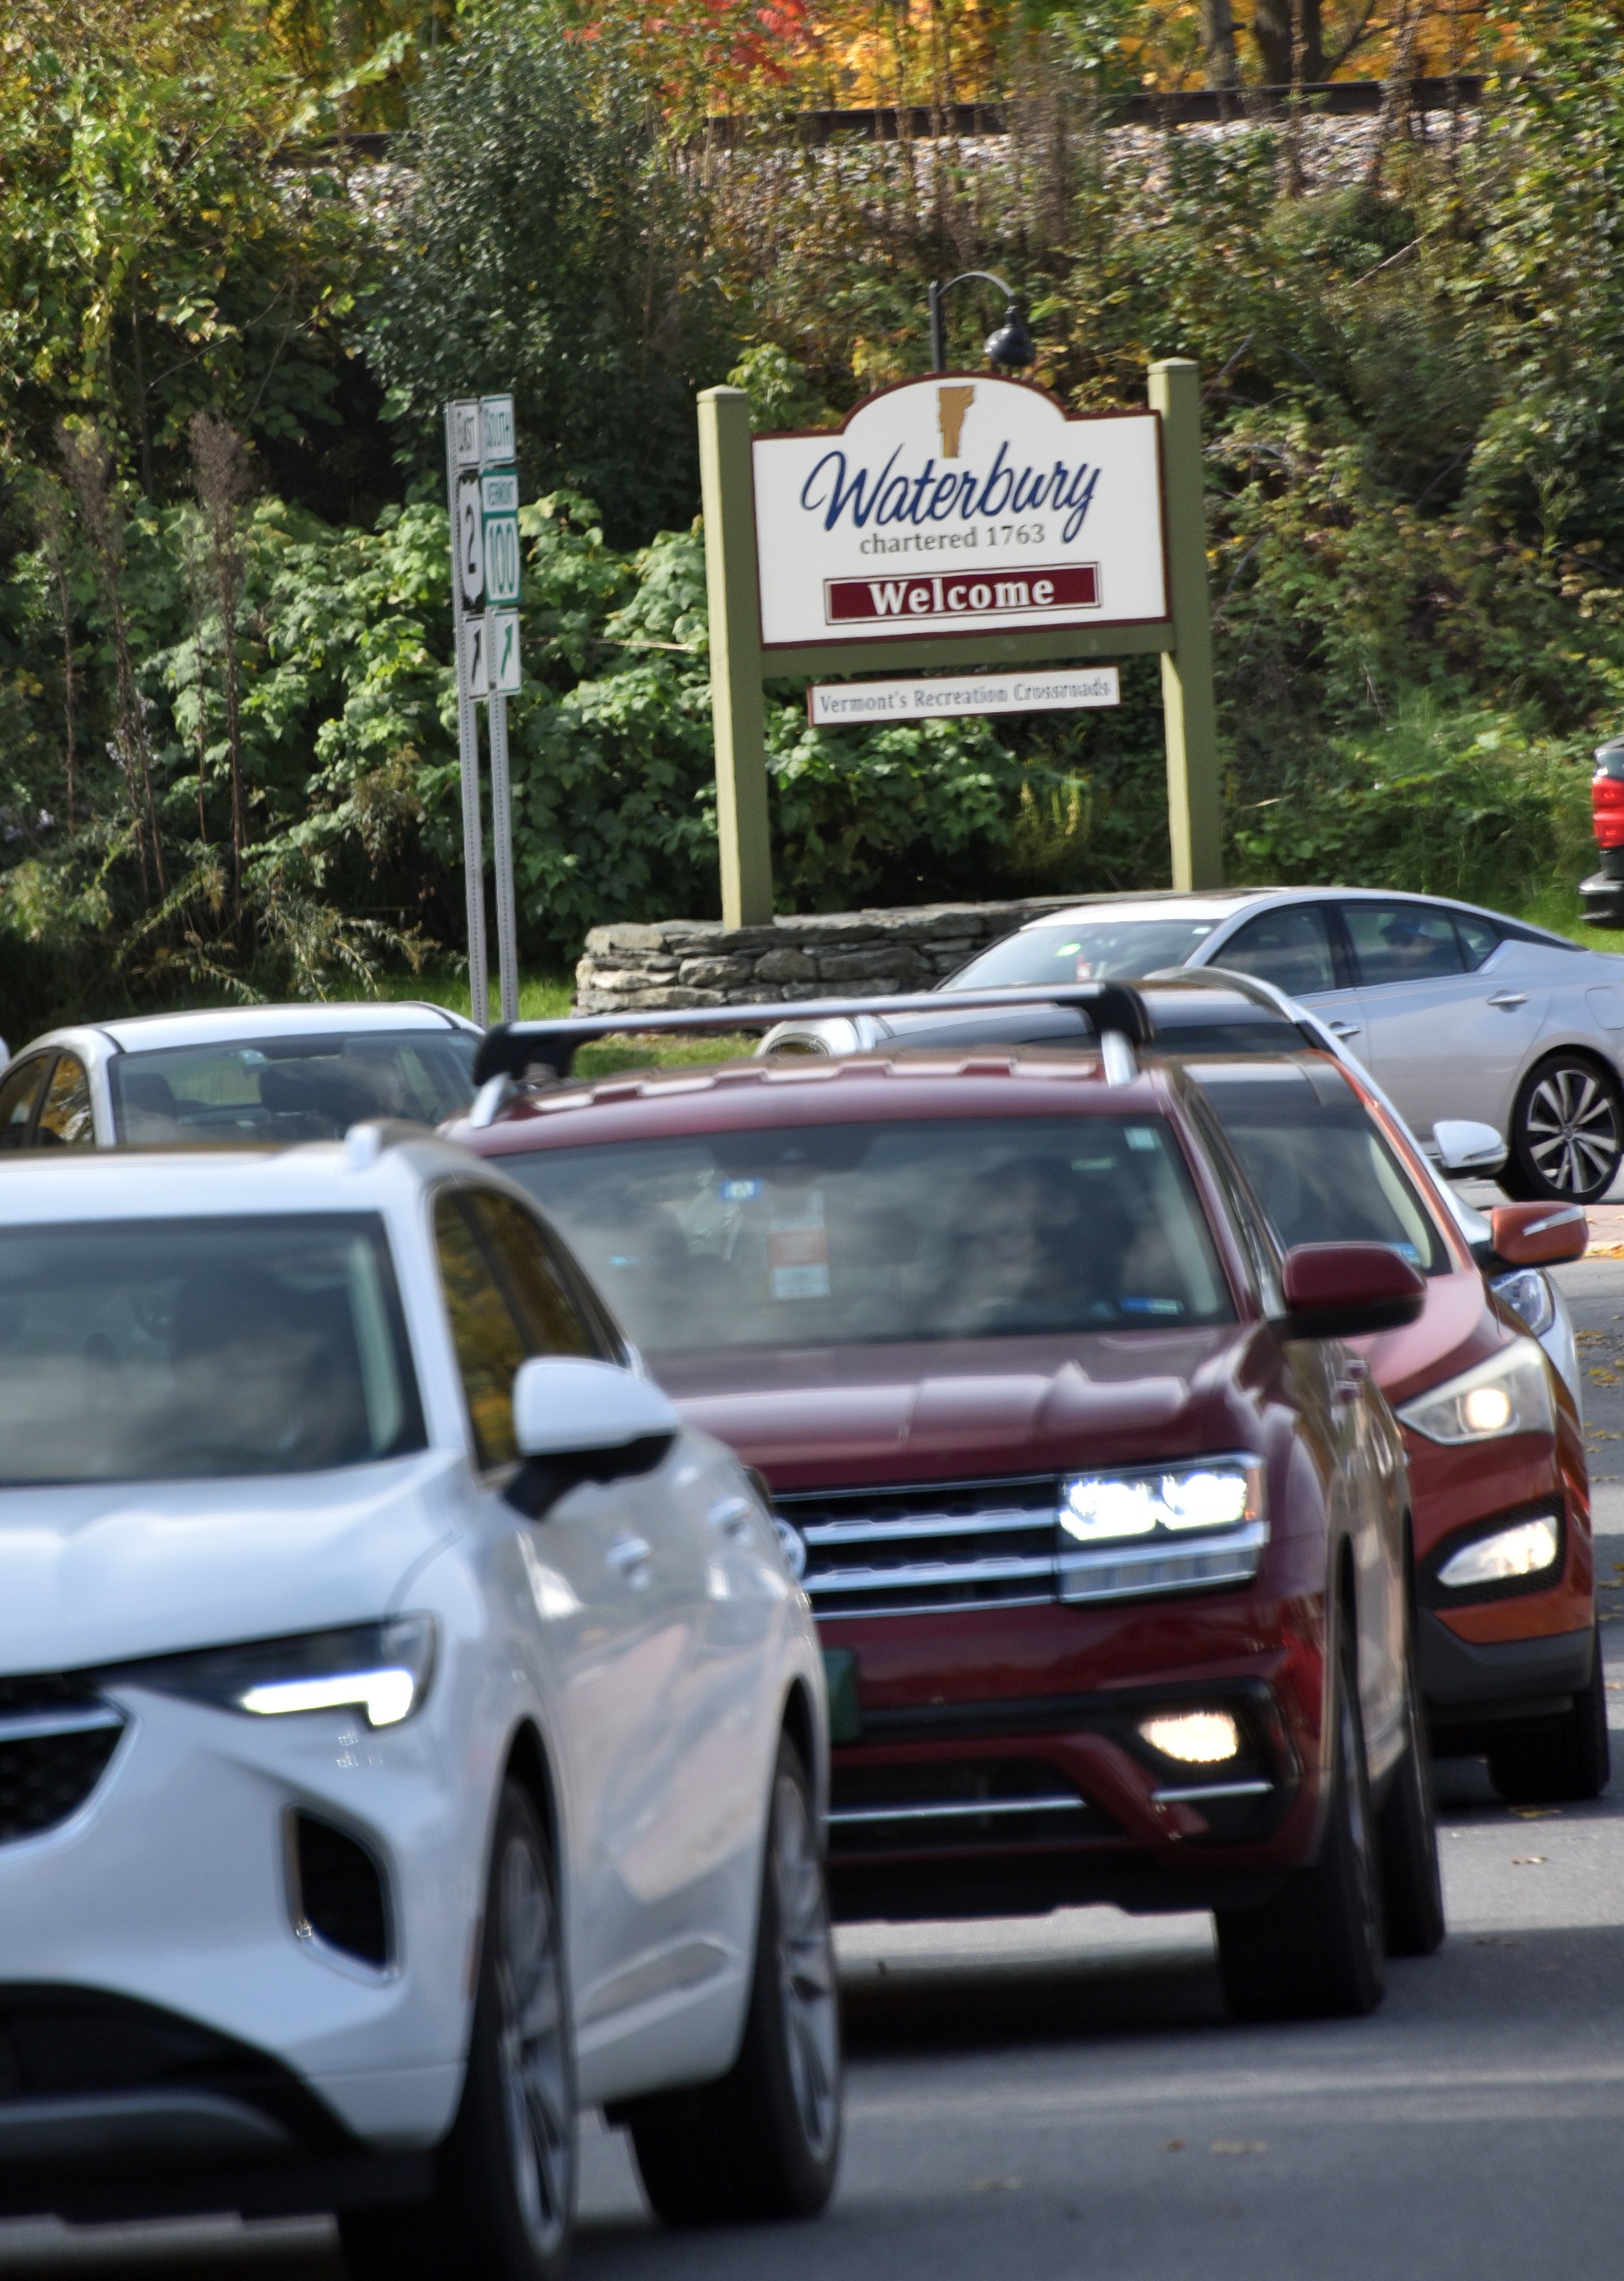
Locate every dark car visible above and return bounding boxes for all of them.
[453,1006,1442,2024]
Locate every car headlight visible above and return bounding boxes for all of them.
[1490,1266,1556,1341]
[107,1617,437,1729]
[1436,1514,1561,1591]
[1396,1338,1554,1446]
[1058,1460,1266,1603]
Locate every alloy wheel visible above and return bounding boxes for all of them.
[1521,1062,1621,1198]
[772,1772,840,2165]
[496,1831,573,2261]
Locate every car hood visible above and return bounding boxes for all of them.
[655,1328,1243,1492]
[0,1451,459,1674]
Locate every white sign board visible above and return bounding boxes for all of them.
[752,377,1166,650]
[807,664,1119,726]
[456,473,484,607]
[450,399,481,470]
[462,611,489,700]
[480,394,515,468]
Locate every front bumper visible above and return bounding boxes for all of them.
[1421,1616,1593,1749]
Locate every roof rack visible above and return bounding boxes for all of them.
[472,981,1152,1086]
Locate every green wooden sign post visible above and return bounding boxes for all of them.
[698,356,1222,930]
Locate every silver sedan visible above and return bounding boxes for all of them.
[944,887,1624,1204]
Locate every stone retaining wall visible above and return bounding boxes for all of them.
[573,898,1082,1013]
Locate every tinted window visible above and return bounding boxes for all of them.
[1214,906,1337,995]
[1341,901,1465,986]
[503,1117,1234,1355]
[36,1054,94,1149]
[0,1059,49,1151]
[435,1193,530,1468]
[461,1191,604,1362]
[1454,913,1501,972]
[949,917,1220,987]
[0,1214,423,1486]
[1195,1074,1447,1275]
[108,1030,477,1144]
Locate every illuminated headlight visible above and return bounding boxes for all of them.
[1438,1515,1560,1590]
[1139,1711,1241,1764]
[1061,1463,1258,1543]
[1490,1266,1555,1341]
[110,1618,437,1730]
[1396,1339,1553,1446]
[1057,1460,1266,1603]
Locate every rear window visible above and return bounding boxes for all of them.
[1195,1075,1448,1275]
[0,1214,424,1485]
[501,1115,1233,1355]
[949,918,1219,987]
[108,1030,478,1144]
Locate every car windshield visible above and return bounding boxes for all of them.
[1195,1075,1448,1275]
[503,1115,1234,1355]
[0,1214,425,1485]
[108,1030,477,1145]
[948,917,1219,987]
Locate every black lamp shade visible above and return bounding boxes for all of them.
[984,307,1037,369]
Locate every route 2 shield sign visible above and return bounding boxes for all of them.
[456,474,484,608]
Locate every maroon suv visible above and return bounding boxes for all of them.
[452,1015,1441,2022]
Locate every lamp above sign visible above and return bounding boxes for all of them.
[751,376,1168,651]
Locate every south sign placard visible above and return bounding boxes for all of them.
[751,376,1167,650]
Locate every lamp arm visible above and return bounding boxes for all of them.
[927,272,1022,372]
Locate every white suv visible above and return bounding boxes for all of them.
[0,1132,837,2278]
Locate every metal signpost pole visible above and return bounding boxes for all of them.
[698,388,774,930]
[477,401,523,1026]
[486,692,520,1025]
[444,402,488,1026]
[1148,359,1224,891]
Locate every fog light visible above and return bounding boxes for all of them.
[1138,1711,1241,1764]
[1438,1514,1560,1590]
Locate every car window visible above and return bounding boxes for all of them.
[435,1193,531,1468]
[460,1190,605,1362]
[501,1115,1234,1356]
[948,917,1221,986]
[0,1058,49,1151]
[1341,901,1465,987]
[35,1054,95,1149]
[1193,1073,1448,1275]
[1454,913,1501,971]
[0,1213,424,1485]
[1212,906,1338,995]
[108,1030,478,1145]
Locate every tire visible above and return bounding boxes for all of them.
[1215,1607,1384,2022]
[1377,1616,1446,1958]
[627,1735,841,2226]
[1488,1620,1612,1804]
[340,1782,575,2281]
[1503,1054,1624,1203]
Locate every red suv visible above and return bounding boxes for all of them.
[453,997,1441,2024]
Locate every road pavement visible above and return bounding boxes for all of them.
[7,1253,1624,2281]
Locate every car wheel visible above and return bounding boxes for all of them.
[339,1781,575,2281]
[1504,1054,1624,1203]
[1488,1620,1611,1804]
[626,1734,841,2225]
[1215,1608,1384,2022]
[1377,1611,1445,1958]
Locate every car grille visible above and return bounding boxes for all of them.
[828,1755,1115,1854]
[0,1677,125,1844]
[776,1476,1060,1618]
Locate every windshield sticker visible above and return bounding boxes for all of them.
[768,1188,830,1300]
[719,1177,763,1201]
[1120,1297,1184,1316]
[1126,1127,1160,1151]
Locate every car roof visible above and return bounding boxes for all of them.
[1011,885,1579,951]
[29,1002,476,1059]
[0,1131,481,1223]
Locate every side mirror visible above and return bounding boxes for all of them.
[1432,1119,1506,1178]
[512,1355,679,1459]
[1280,1242,1427,1341]
[1488,1200,1588,1268]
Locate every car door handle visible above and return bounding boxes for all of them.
[1488,991,1529,1008]
[1328,1021,1361,1038]
[607,1535,653,1579]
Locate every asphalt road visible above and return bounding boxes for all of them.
[8,1257,1624,2281]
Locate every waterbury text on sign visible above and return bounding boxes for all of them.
[751,377,1167,650]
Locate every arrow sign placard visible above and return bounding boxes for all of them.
[463,611,490,700]
[457,473,484,607]
[481,470,522,606]
[489,609,522,693]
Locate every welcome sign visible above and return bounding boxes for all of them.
[751,376,1168,650]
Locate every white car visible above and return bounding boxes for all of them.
[0,1135,838,2275]
[940,888,1624,1203]
[0,1001,483,1151]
